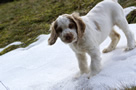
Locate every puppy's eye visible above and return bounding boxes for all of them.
[56,27,62,33]
[69,23,75,29]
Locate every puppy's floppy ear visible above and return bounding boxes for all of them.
[48,21,58,45]
[71,12,86,39]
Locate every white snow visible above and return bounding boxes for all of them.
[0,7,136,90]
[0,42,22,52]
[124,6,136,17]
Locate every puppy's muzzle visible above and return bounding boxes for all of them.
[64,33,74,43]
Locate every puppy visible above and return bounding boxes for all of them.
[48,0,135,77]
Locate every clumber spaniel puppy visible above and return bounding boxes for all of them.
[48,0,135,77]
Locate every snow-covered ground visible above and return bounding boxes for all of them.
[0,6,136,90]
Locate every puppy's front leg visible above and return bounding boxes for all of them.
[88,47,101,77]
[75,53,89,74]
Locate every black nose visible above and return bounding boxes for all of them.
[66,35,71,40]
[64,33,73,41]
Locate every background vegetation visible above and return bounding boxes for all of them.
[0,0,136,55]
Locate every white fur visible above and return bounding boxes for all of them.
[49,0,135,77]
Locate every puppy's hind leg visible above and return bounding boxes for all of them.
[116,17,135,51]
[103,29,120,53]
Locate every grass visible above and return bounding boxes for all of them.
[127,10,136,24]
[0,0,51,54]
[119,0,136,8]
[125,86,136,90]
[0,0,135,55]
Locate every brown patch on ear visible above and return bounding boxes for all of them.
[48,21,58,45]
[71,12,86,39]
[64,13,85,39]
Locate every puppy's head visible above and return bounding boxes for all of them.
[48,12,86,45]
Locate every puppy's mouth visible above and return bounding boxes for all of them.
[63,34,76,44]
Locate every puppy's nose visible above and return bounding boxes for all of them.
[65,34,73,41]
[66,35,71,40]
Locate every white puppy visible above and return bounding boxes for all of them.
[48,0,135,77]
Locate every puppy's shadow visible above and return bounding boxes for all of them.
[102,46,136,61]
[112,47,136,61]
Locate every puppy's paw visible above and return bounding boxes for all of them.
[125,45,136,51]
[102,48,109,53]
[125,42,136,51]
[73,72,90,79]
[125,46,135,51]
[102,48,114,53]
[73,72,81,79]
